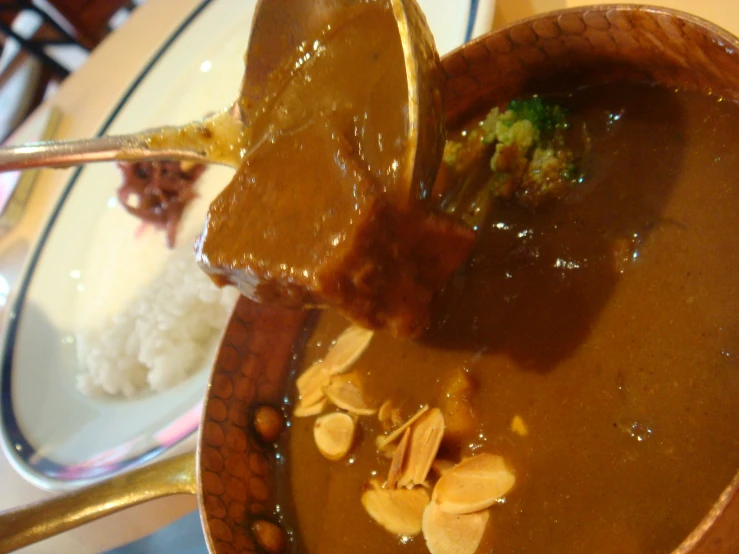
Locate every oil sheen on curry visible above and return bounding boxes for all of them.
[276,84,739,554]
[196,0,473,337]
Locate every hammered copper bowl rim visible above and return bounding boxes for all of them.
[507,3,739,56]
[197,5,739,554]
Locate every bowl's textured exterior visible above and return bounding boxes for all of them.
[198,6,739,553]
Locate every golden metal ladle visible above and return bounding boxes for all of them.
[0,0,444,205]
[0,0,444,551]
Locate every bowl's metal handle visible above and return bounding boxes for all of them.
[0,452,197,553]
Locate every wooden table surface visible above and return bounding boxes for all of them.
[0,0,736,552]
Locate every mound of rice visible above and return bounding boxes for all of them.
[76,246,239,397]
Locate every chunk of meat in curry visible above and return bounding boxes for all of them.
[196,1,474,337]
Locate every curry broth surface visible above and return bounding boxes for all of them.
[278,84,739,554]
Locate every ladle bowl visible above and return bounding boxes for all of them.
[0,0,445,207]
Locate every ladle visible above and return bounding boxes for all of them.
[0,0,444,204]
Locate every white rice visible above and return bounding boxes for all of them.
[76,245,238,397]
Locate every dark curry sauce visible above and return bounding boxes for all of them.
[276,83,739,554]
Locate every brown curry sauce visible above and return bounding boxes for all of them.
[279,84,739,554]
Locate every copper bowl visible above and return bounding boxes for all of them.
[2,5,738,554]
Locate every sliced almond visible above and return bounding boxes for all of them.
[296,361,329,408]
[322,325,373,376]
[510,415,528,437]
[378,400,394,429]
[379,401,404,428]
[296,325,371,406]
[422,499,489,554]
[387,427,411,489]
[361,480,430,536]
[323,373,376,416]
[398,408,445,488]
[376,405,430,450]
[313,412,355,461]
[433,454,515,514]
[293,396,328,418]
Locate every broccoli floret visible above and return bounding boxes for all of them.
[440,96,584,213]
[506,96,568,136]
[480,108,501,144]
[442,130,488,174]
[443,141,464,168]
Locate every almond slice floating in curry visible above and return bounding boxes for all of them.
[322,372,377,416]
[295,325,373,416]
[422,500,489,554]
[432,454,516,514]
[378,399,395,429]
[376,405,430,450]
[379,400,404,430]
[321,325,374,376]
[361,480,430,536]
[397,408,445,489]
[295,361,330,411]
[387,427,411,489]
[313,412,356,461]
[293,396,328,418]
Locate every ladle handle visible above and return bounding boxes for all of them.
[0,452,196,553]
[0,107,245,172]
[0,133,211,172]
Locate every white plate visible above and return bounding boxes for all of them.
[0,0,495,490]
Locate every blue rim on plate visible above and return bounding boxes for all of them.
[465,0,480,41]
[0,0,216,485]
[0,0,485,489]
